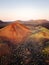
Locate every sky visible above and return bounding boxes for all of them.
[0,0,49,21]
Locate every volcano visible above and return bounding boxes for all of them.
[0,21,31,44]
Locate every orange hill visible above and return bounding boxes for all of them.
[0,21,31,44]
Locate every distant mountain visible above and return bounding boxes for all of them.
[23,19,49,29]
[0,19,49,29]
[0,20,12,28]
[23,19,49,24]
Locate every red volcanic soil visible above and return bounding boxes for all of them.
[0,43,11,56]
[0,21,31,44]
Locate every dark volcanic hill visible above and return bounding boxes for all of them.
[41,22,49,29]
[0,20,12,29]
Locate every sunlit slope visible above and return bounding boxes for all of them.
[0,22,31,43]
[30,26,49,40]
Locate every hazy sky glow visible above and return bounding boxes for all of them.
[0,0,49,21]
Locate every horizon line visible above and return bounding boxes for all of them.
[0,19,49,22]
